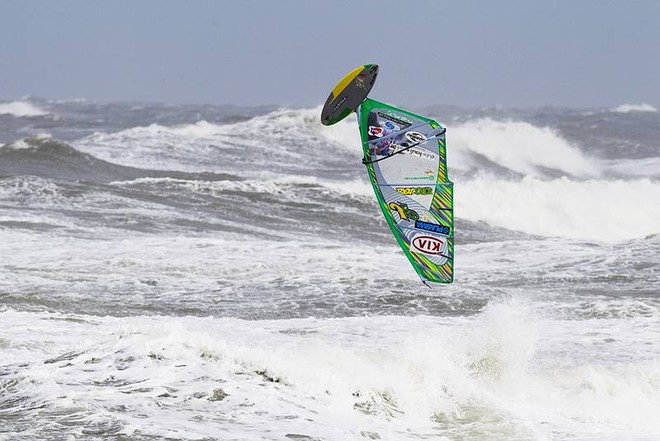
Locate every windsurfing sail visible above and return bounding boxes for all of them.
[321,65,454,284]
[358,99,453,283]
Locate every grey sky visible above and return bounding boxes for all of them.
[1,0,659,108]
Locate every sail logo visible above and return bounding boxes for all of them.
[382,111,414,125]
[388,201,419,222]
[396,186,433,196]
[368,126,384,137]
[377,112,412,128]
[415,220,450,235]
[381,121,400,131]
[405,131,427,144]
[411,234,446,256]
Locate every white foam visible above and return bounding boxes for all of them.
[0,100,48,117]
[450,118,600,178]
[457,175,660,242]
[4,139,33,150]
[612,103,658,113]
[133,120,229,138]
[0,176,62,203]
[2,296,660,440]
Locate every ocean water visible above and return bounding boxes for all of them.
[1,98,659,441]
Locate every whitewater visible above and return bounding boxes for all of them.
[1,99,659,440]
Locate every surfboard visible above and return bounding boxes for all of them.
[321,64,378,126]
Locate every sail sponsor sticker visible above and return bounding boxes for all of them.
[377,111,412,127]
[410,233,446,256]
[415,220,450,235]
[380,120,400,131]
[368,126,384,137]
[388,201,419,222]
[396,186,433,196]
[404,175,435,181]
[405,131,427,144]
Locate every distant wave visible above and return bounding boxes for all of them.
[611,103,658,113]
[0,100,48,117]
[0,136,240,183]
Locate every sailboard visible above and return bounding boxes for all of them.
[321,64,454,284]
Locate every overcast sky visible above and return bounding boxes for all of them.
[1,0,659,108]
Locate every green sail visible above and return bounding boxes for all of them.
[358,98,454,283]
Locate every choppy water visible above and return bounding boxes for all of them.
[1,98,659,440]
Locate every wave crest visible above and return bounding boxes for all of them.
[451,119,600,178]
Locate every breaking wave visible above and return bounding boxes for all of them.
[0,100,49,117]
[611,103,658,113]
[457,175,660,242]
[450,118,600,178]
